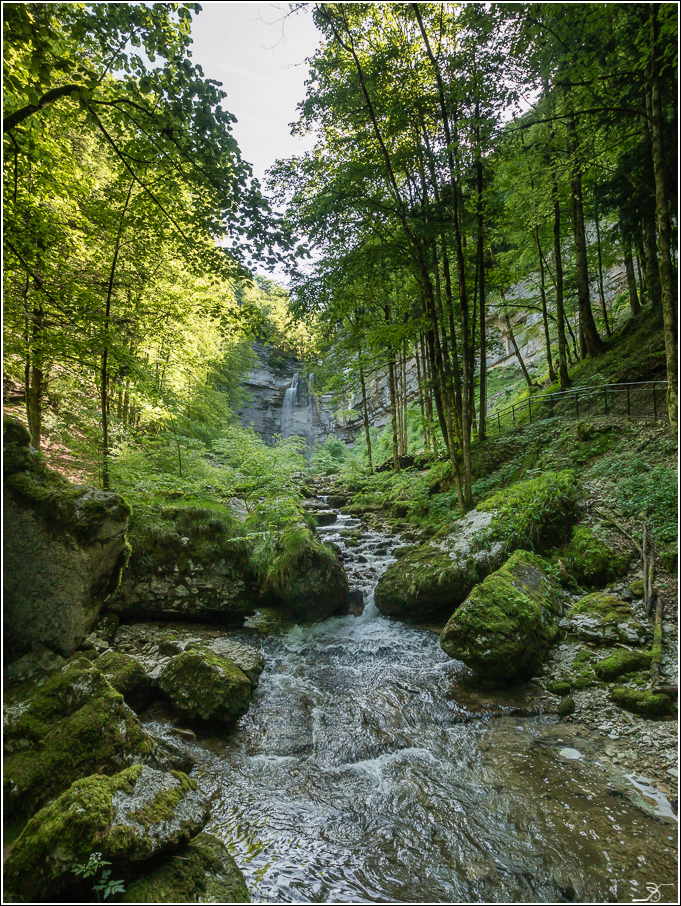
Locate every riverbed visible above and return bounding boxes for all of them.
[146,504,678,904]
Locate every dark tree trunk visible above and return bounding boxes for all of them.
[359,361,373,473]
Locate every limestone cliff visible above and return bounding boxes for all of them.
[3,417,131,659]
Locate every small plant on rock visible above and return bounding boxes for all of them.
[72,852,125,901]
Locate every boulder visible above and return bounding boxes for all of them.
[4,765,209,902]
[109,507,260,624]
[160,650,253,723]
[95,650,151,711]
[594,649,653,681]
[561,524,632,586]
[568,592,649,646]
[376,471,579,619]
[3,416,131,658]
[122,832,250,903]
[274,544,349,621]
[440,550,561,684]
[610,686,675,718]
[4,659,189,819]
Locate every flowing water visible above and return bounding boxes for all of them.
[148,498,678,904]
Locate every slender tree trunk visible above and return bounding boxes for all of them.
[594,202,611,335]
[359,360,373,473]
[565,105,603,357]
[623,243,641,317]
[550,139,571,389]
[415,341,430,454]
[643,209,663,307]
[649,4,678,433]
[505,315,535,388]
[27,303,44,450]
[535,227,557,382]
[101,180,134,489]
[388,355,400,472]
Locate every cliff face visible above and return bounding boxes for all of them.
[3,418,131,659]
[237,343,337,448]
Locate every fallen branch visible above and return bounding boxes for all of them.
[590,506,642,556]
[657,685,677,697]
[651,595,664,689]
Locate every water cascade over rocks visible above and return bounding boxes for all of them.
[144,486,678,904]
[280,372,317,451]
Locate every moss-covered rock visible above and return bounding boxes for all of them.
[548,681,572,696]
[557,696,576,717]
[440,550,561,684]
[594,649,653,681]
[122,832,250,903]
[159,650,253,723]
[375,471,579,620]
[3,660,187,820]
[4,765,209,901]
[561,525,632,587]
[628,580,645,598]
[4,417,131,658]
[95,650,151,711]
[610,686,675,718]
[568,592,649,646]
[110,507,260,624]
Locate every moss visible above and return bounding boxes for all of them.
[4,766,143,901]
[595,649,653,681]
[160,650,252,723]
[628,580,645,598]
[440,550,560,684]
[95,650,150,709]
[548,681,572,696]
[610,686,675,718]
[561,525,632,587]
[478,469,580,550]
[557,696,576,717]
[4,662,159,820]
[122,833,250,903]
[132,771,197,829]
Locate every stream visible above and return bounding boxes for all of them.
[147,495,678,904]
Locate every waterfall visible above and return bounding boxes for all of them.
[281,373,299,438]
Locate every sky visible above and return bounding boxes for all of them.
[188,3,321,186]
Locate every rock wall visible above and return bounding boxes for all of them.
[3,417,131,659]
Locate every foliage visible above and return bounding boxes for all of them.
[72,852,125,902]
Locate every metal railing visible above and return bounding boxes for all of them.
[490,381,669,434]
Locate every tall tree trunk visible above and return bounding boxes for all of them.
[642,209,663,307]
[565,106,603,357]
[388,355,400,472]
[535,227,557,383]
[414,340,430,454]
[549,138,572,390]
[101,180,134,489]
[594,202,611,335]
[623,242,641,317]
[27,303,44,450]
[359,360,373,473]
[649,4,678,433]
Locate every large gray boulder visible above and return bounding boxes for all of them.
[160,649,253,724]
[3,417,131,658]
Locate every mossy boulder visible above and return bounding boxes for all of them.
[4,660,188,820]
[610,686,675,718]
[594,649,653,681]
[95,650,151,711]
[110,507,260,624]
[558,696,576,717]
[122,832,250,903]
[159,650,253,723]
[440,550,561,684]
[561,525,632,587]
[269,542,350,622]
[548,681,572,696]
[4,417,131,658]
[375,471,579,620]
[4,765,209,902]
[568,592,649,646]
